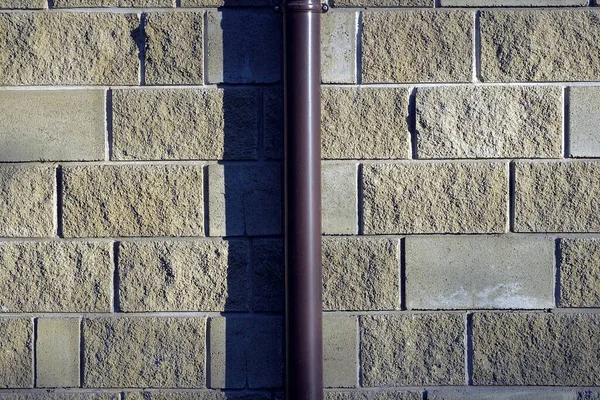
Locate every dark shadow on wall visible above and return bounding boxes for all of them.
[219,1,285,397]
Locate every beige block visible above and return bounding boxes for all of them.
[559,239,600,307]
[442,0,586,5]
[125,393,270,400]
[83,317,206,388]
[324,392,422,400]
[568,87,600,157]
[332,0,430,6]
[362,10,472,83]
[36,318,80,388]
[51,0,171,6]
[0,0,45,8]
[322,12,357,84]
[0,395,118,400]
[0,165,54,237]
[0,13,138,85]
[323,164,357,235]
[62,165,204,237]
[363,162,508,234]
[324,317,358,388]
[0,318,33,388]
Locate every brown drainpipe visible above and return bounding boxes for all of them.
[282,0,327,398]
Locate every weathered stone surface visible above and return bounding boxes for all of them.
[112,88,259,161]
[406,236,554,310]
[363,162,508,234]
[568,87,600,157]
[473,313,600,385]
[480,10,600,82]
[145,12,203,85]
[0,395,118,400]
[360,314,464,386]
[181,0,270,5]
[442,0,586,5]
[36,318,80,388]
[206,10,281,84]
[322,87,410,159]
[83,317,205,388]
[62,165,204,237]
[324,317,358,388]
[0,318,32,388]
[362,11,472,83]
[125,393,270,400]
[429,389,577,399]
[322,164,357,235]
[514,161,600,232]
[373,393,422,400]
[209,317,283,389]
[263,88,284,160]
[323,237,400,311]
[559,239,600,307]
[51,0,171,6]
[0,242,112,313]
[325,392,421,400]
[207,164,281,237]
[332,0,430,6]
[0,0,44,8]
[0,90,105,162]
[580,392,600,400]
[0,13,138,85]
[118,240,249,312]
[252,239,284,312]
[0,166,54,237]
[322,12,357,84]
[415,86,562,159]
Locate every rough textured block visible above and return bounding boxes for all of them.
[145,12,203,85]
[568,87,600,157]
[83,317,205,388]
[323,164,357,235]
[323,237,400,311]
[252,239,284,312]
[415,86,562,159]
[514,161,600,232]
[0,318,32,388]
[264,88,284,160]
[181,0,270,5]
[0,90,105,162]
[363,162,507,234]
[0,166,54,237]
[322,12,357,84]
[36,318,80,388]
[209,317,283,389]
[0,395,118,400]
[442,0,586,5]
[51,0,171,6]
[325,393,421,400]
[473,313,600,385]
[207,10,281,84]
[324,317,358,388]
[125,393,270,400]
[0,242,112,313]
[559,239,600,307]
[322,87,410,159]
[0,13,138,85]
[112,88,259,161]
[429,389,577,399]
[118,240,249,312]
[480,10,600,82]
[332,0,430,6]
[360,314,464,386]
[580,393,600,400]
[406,236,554,310]
[362,11,472,83]
[207,164,281,237]
[0,0,45,8]
[62,165,204,238]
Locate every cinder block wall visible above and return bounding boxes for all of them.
[1,0,600,398]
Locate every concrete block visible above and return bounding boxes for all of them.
[322,12,357,84]
[360,314,464,386]
[0,0,45,8]
[0,90,105,162]
[324,316,358,388]
[209,317,283,389]
[0,318,33,388]
[363,162,508,234]
[362,10,471,83]
[415,86,562,159]
[473,312,600,385]
[252,239,284,312]
[0,242,112,313]
[0,13,138,85]
[480,10,600,82]
[145,12,204,85]
[568,87,600,157]
[429,389,577,399]
[325,392,421,400]
[0,395,118,400]
[0,165,54,237]
[405,236,555,309]
[181,0,270,5]
[112,88,259,161]
[322,87,410,159]
[125,393,270,400]
[442,0,586,5]
[559,239,600,307]
[83,317,206,388]
[332,0,430,6]
[51,0,171,6]
[62,165,204,237]
[263,88,284,160]
[322,164,357,235]
[206,10,281,84]
[118,240,249,312]
[36,318,80,388]
[514,161,600,232]
[207,164,281,237]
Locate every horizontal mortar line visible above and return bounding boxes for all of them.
[0,389,276,393]
[328,82,600,88]
[0,159,282,167]
[0,84,281,90]
[358,157,600,164]
[0,236,258,242]
[0,311,283,318]
[352,233,600,239]
[0,6,274,13]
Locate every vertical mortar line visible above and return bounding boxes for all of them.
[508,161,515,233]
[356,11,362,85]
[408,87,417,159]
[56,165,64,238]
[399,237,406,311]
[105,88,113,162]
[357,163,364,235]
[205,316,212,388]
[554,238,562,308]
[138,13,146,86]
[472,11,480,83]
[563,86,570,158]
[32,317,38,388]
[45,0,51,9]
[203,10,209,86]
[423,390,428,400]
[465,312,473,386]
[112,242,120,313]
[203,165,210,237]
[433,0,441,8]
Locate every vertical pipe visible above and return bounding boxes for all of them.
[283,1,324,399]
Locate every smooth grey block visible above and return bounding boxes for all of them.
[569,87,600,157]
